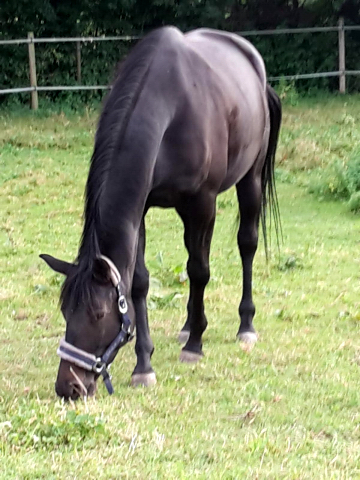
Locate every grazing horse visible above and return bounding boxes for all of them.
[40,26,281,400]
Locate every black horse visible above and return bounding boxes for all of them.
[41,26,281,400]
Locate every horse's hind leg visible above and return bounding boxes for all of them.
[176,191,216,362]
[236,166,262,344]
[131,217,156,387]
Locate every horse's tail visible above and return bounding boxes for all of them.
[261,84,282,257]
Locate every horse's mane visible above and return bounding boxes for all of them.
[61,28,167,312]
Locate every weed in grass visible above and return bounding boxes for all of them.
[147,250,188,289]
[1,403,105,450]
[277,79,299,107]
[276,254,303,272]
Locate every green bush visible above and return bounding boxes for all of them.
[348,192,360,213]
[308,160,350,200]
[346,149,360,194]
[308,149,360,213]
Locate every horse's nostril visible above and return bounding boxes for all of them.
[87,382,97,397]
[55,373,96,400]
[55,381,81,400]
[70,382,84,398]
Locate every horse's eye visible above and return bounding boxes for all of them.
[95,311,106,321]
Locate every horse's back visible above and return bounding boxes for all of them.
[121,27,270,204]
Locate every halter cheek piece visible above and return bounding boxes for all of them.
[57,255,134,395]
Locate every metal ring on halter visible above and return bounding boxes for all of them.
[118,294,128,314]
[93,360,106,375]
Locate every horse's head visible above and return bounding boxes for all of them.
[40,254,126,400]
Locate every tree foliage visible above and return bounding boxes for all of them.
[0,0,359,103]
[0,0,351,38]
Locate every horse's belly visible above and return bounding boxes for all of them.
[217,156,255,192]
[218,126,269,192]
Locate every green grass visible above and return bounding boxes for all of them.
[1,96,360,479]
[277,94,360,170]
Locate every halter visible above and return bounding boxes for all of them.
[57,255,134,395]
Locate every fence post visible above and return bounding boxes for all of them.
[76,41,82,83]
[338,17,346,94]
[27,32,38,109]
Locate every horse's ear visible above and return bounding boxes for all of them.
[92,258,112,284]
[39,254,75,276]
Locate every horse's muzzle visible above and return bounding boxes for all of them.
[55,360,97,400]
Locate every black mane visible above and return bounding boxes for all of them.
[61,28,167,311]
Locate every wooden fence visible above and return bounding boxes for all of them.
[1,18,360,109]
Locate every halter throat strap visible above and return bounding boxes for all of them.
[57,255,133,395]
[99,254,121,287]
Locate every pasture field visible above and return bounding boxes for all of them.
[0,96,360,479]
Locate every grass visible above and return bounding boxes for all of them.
[1,96,360,479]
[277,94,360,171]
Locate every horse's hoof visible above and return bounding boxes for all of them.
[237,332,258,344]
[178,330,190,344]
[131,372,157,387]
[179,350,202,363]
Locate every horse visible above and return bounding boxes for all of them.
[40,26,281,400]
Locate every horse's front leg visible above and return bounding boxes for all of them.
[131,218,156,386]
[176,191,216,362]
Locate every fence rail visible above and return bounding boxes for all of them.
[2,25,357,45]
[0,35,140,45]
[0,19,359,108]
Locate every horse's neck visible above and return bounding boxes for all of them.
[96,110,167,291]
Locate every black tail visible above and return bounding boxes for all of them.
[261,84,282,257]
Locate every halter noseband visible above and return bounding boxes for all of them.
[57,255,134,395]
